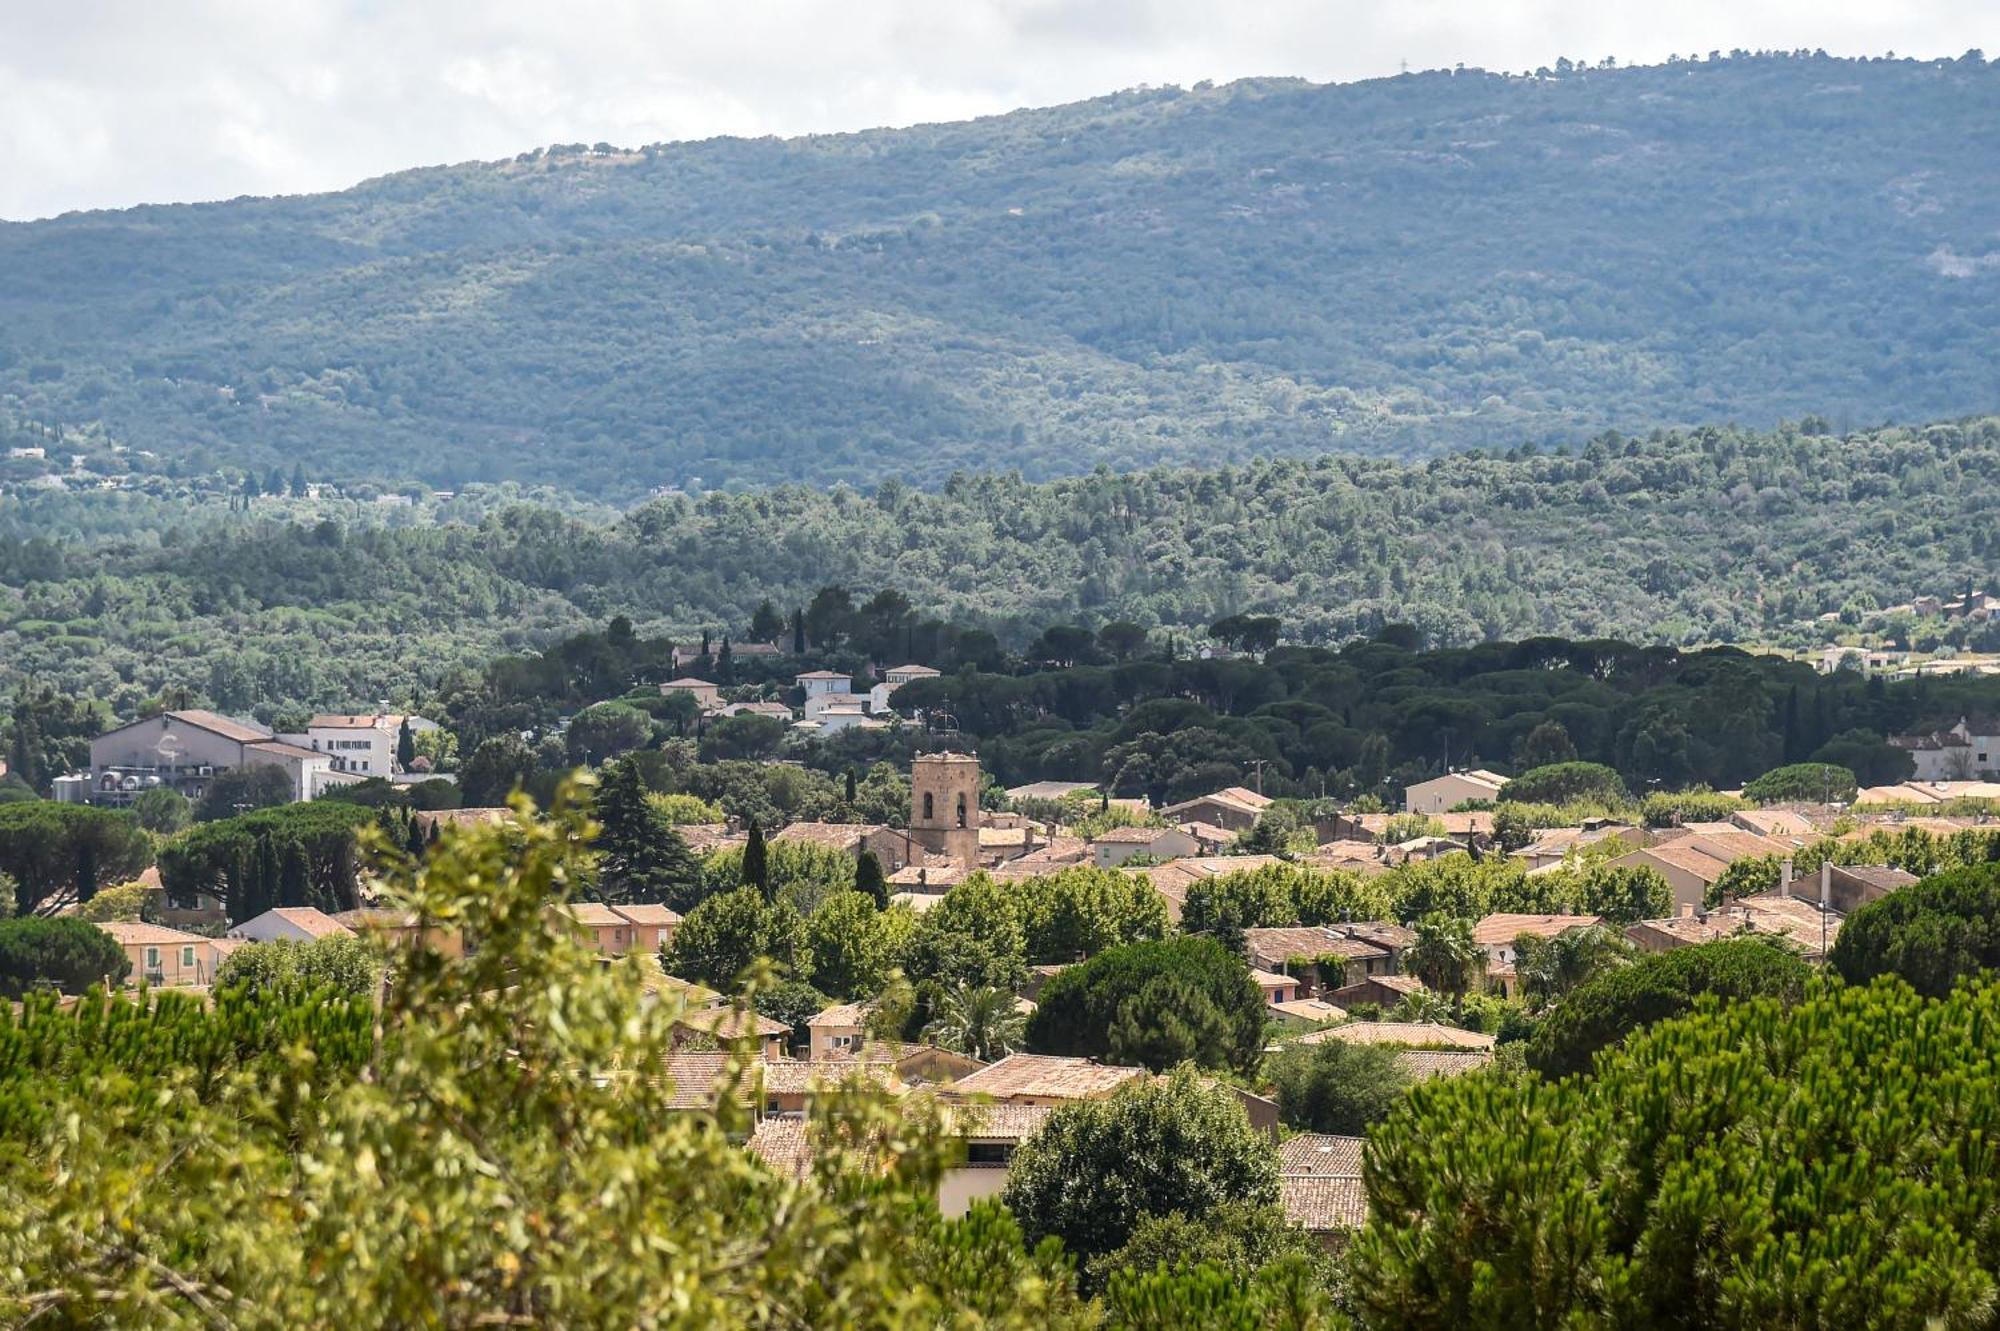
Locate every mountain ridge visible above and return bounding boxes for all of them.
[1,53,1996,498]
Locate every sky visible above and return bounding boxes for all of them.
[1,0,1993,221]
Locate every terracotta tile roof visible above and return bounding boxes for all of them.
[1245,926,1387,964]
[1341,922,1416,950]
[1270,998,1347,1023]
[654,1051,750,1111]
[1395,1050,1493,1081]
[244,739,322,761]
[1472,913,1602,947]
[1162,787,1273,818]
[661,677,717,689]
[884,664,941,677]
[674,1007,792,1042]
[945,1053,1145,1101]
[610,904,683,926]
[557,902,626,928]
[759,1061,899,1095]
[1280,1175,1370,1231]
[1278,1133,1366,1176]
[809,1002,871,1027]
[266,907,352,939]
[307,713,396,730]
[678,824,747,853]
[1091,825,1175,844]
[97,921,207,946]
[1294,1021,1496,1050]
[942,1101,1058,1140]
[771,822,884,851]
[1629,842,1729,883]
[794,670,852,681]
[1006,781,1099,801]
[1655,828,1804,864]
[747,1117,813,1179]
[1732,809,1817,837]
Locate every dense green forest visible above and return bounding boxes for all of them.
[3,416,1997,717]
[2,52,1996,497]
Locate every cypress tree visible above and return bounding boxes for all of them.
[397,719,417,770]
[854,850,888,910]
[260,837,288,908]
[845,767,859,803]
[280,842,311,911]
[75,838,99,905]
[792,609,807,655]
[742,820,771,900]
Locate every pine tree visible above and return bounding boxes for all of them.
[855,850,888,909]
[594,759,701,907]
[742,820,771,900]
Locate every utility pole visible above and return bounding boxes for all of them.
[1250,758,1267,796]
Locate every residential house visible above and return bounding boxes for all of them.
[551,902,639,955]
[1131,854,1289,923]
[1397,1050,1494,1080]
[771,821,921,872]
[1249,968,1304,1007]
[1610,827,1807,914]
[1277,1133,1371,1246]
[869,663,941,713]
[670,1007,792,1060]
[1269,997,1348,1027]
[1511,823,1646,870]
[1005,780,1099,802]
[611,903,682,953]
[1243,926,1392,994]
[718,700,793,720]
[807,1002,871,1061]
[1291,1021,1496,1051]
[331,907,464,959]
[229,907,355,944]
[943,1053,1147,1106]
[1340,922,1416,970]
[1322,973,1427,1010]
[1890,717,2000,780]
[295,712,437,777]
[1157,786,1273,834]
[935,1102,1055,1218]
[794,670,854,699]
[657,678,723,710]
[1088,824,1199,868]
[98,922,218,988]
[1403,769,1508,815]
[1473,912,1603,995]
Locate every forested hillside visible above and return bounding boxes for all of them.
[2,52,1996,497]
[3,416,1996,717]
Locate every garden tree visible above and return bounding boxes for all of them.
[410,725,459,772]
[396,719,416,770]
[752,978,833,1051]
[902,875,1028,993]
[1403,913,1482,1005]
[212,935,381,999]
[458,733,536,806]
[704,839,855,912]
[1265,1037,1411,1136]
[1809,727,1916,785]
[5,685,102,794]
[156,802,375,923]
[1499,762,1629,806]
[1180,869,1297,951]
[700,712,786,762]
[1523,937,1813,1078]
[1027,937,1264,1074]
[1101,1256,1338,1331]
[74,836,99,904]
[1353,978,2000,1330]
[748,599,786,645]
[921,983,1027,1062]
[1015,865,1170,964]
[1389,854,1564,924]
[853,849,887,908]
[1096,621,1150,661]
[1743,761,1858,804]
[1379,812,1445,844]
[647,791,724,825]
[73,879,148,923]
[131,786,192,835]
[1637,787,1747,828]
[653,690,704,738]
[0,801,152,916]
[1709,854,1782,906]
[1237,805,1315,856]
[1513,719,1578,770]
[800,891,899,1000]
[835,762,912,827]
[589,758,702,908]
[1087,1201,1335,1303]
[1107,973,1244,1073]
[1829,863,2000,998]
[678,760,842,832]
[741,819,770,897]
[1561,862,1672,925]
[192,765,295,822]
[1490,805,1534,853]
[0,785,1096,1327]
[666,886,810,991]
[0,917,129,996]
[1512,924,1632,1010]
[566,702,653,765]
[1004,1068,1279,1275]
[803,586,856,650]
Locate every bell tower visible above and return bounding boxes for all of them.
[910,751,982,868]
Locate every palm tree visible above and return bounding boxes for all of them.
[1405,913,1483,1007]
[921,984,1026,1063]
[1516,924,1632,1009]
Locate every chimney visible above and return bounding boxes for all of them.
[1780,858,1794,900]
[1678,901,1696,918]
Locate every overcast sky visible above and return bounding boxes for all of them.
[1,1,1992,221]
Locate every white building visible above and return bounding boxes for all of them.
[229,907,356,944]
[869,663,941,713]
[1404,769,1509,814]
[290,713,437,778]
[1890,717,2000,780]
[794,670,854,700]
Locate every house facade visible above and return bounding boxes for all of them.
[85,710,339,807]
[1403,769,1508,815]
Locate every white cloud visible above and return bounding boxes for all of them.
[0,0,1992,219]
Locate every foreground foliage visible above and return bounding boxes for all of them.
[1354,975,2000,1328]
